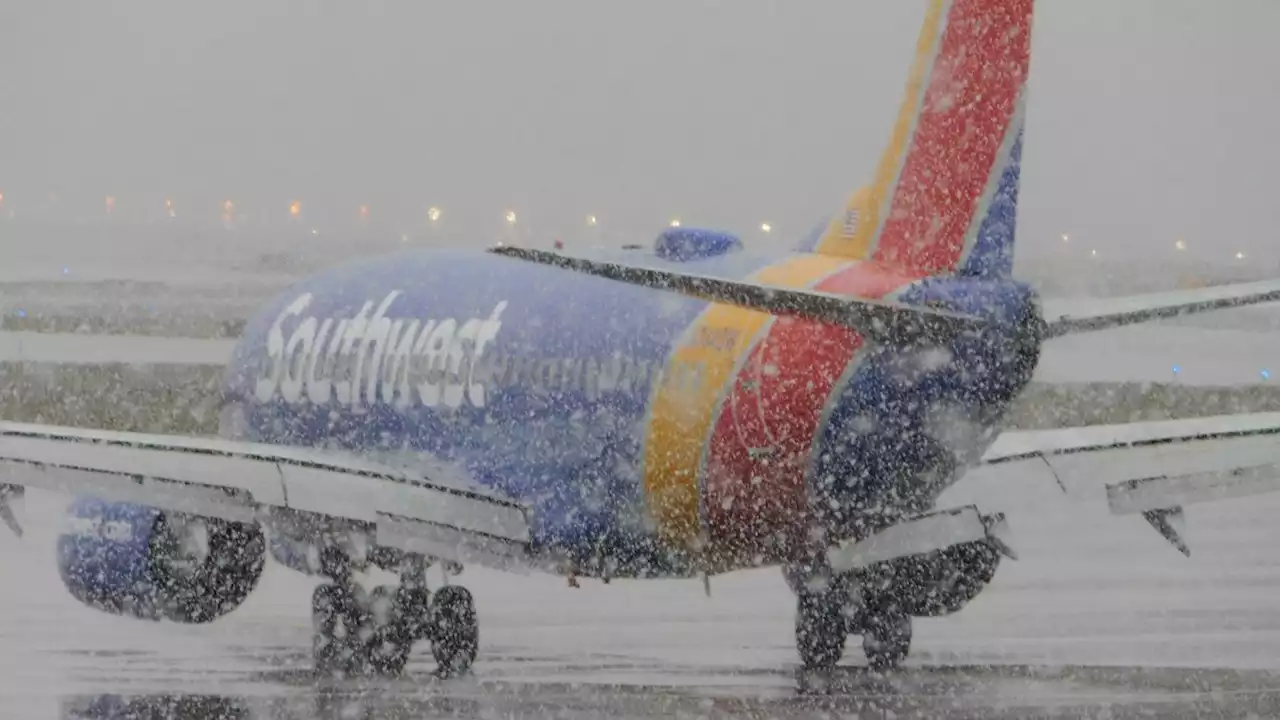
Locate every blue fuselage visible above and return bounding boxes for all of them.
[217,246,1042,577]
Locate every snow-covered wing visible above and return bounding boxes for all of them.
[1042,279,1280,339]
[0,422,534,572]
[983,413,1280,554]
[487,245,983,346]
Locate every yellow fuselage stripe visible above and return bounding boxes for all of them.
[813,0,948,258]
[642,253,852,548]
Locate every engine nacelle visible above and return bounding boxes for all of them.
[863,539,1002,618]
[57,498,265,624]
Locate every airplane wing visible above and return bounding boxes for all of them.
[487,246,983,346]
[0,422,536,573]
[980,412,1280,555]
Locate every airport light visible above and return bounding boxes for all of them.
[761,222,772,233]
[165,199,175,218]
[505,210,517,225]
[670,218,681,227]
[1061,233,1070,243]
[1090,249,1098,258]
[1175,239,1187,251]
[105,196,115,214]
[290,200,301,218]
[359,204,370,219]
[586,215,598,227]
[223,200,234,214]
[428,207,442,222]
[1236,251,1246,260]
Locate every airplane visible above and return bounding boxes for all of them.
[5,0,1280,679]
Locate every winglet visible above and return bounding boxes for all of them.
[1141,507,1190,557]
[0,484,23,538]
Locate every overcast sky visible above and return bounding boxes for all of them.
[1,1,1278,264]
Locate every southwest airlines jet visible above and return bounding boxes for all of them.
[4,0,1280,677]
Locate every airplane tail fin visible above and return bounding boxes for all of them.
[800,0,1033,279]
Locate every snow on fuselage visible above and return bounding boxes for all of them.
[221,247,1043,577]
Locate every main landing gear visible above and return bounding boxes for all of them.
[788,505,1013,673]
[311,547,478,678]
[791,568,913,673]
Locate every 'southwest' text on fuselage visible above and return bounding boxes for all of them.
[253,292,706,410]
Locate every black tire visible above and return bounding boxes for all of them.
[795,591,846,671]
[861,611,911,672]
[397,586,433,643]
[312,583,369,677]
[430,586,478,677]
[366,585,412,676]
[149,514,265,624]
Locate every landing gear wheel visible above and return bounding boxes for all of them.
[861,611,911,672]
[312,582,424,677]
[312,583,370,677]
[396,586,433,643]
[365,585,413,676]
[430,585,478,677]
[795,591,847,671]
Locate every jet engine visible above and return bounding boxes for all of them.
[57,498,265,623]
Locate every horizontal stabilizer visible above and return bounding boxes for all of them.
[1042,278,1280,339]
[0,422,534,573]
[488,246,983,345]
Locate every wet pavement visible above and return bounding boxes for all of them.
[52,663,1280,719]
[3,386,1280,718]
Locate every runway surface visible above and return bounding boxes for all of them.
[6,319,1280,386]
[3,456,1280,718]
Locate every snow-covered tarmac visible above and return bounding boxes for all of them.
[5,320,1280,386]
[2,454,1280,717]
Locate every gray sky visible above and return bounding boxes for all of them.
[1,0,1278,264]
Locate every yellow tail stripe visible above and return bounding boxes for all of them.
[642,254,851,548]
[813,0,948,258]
